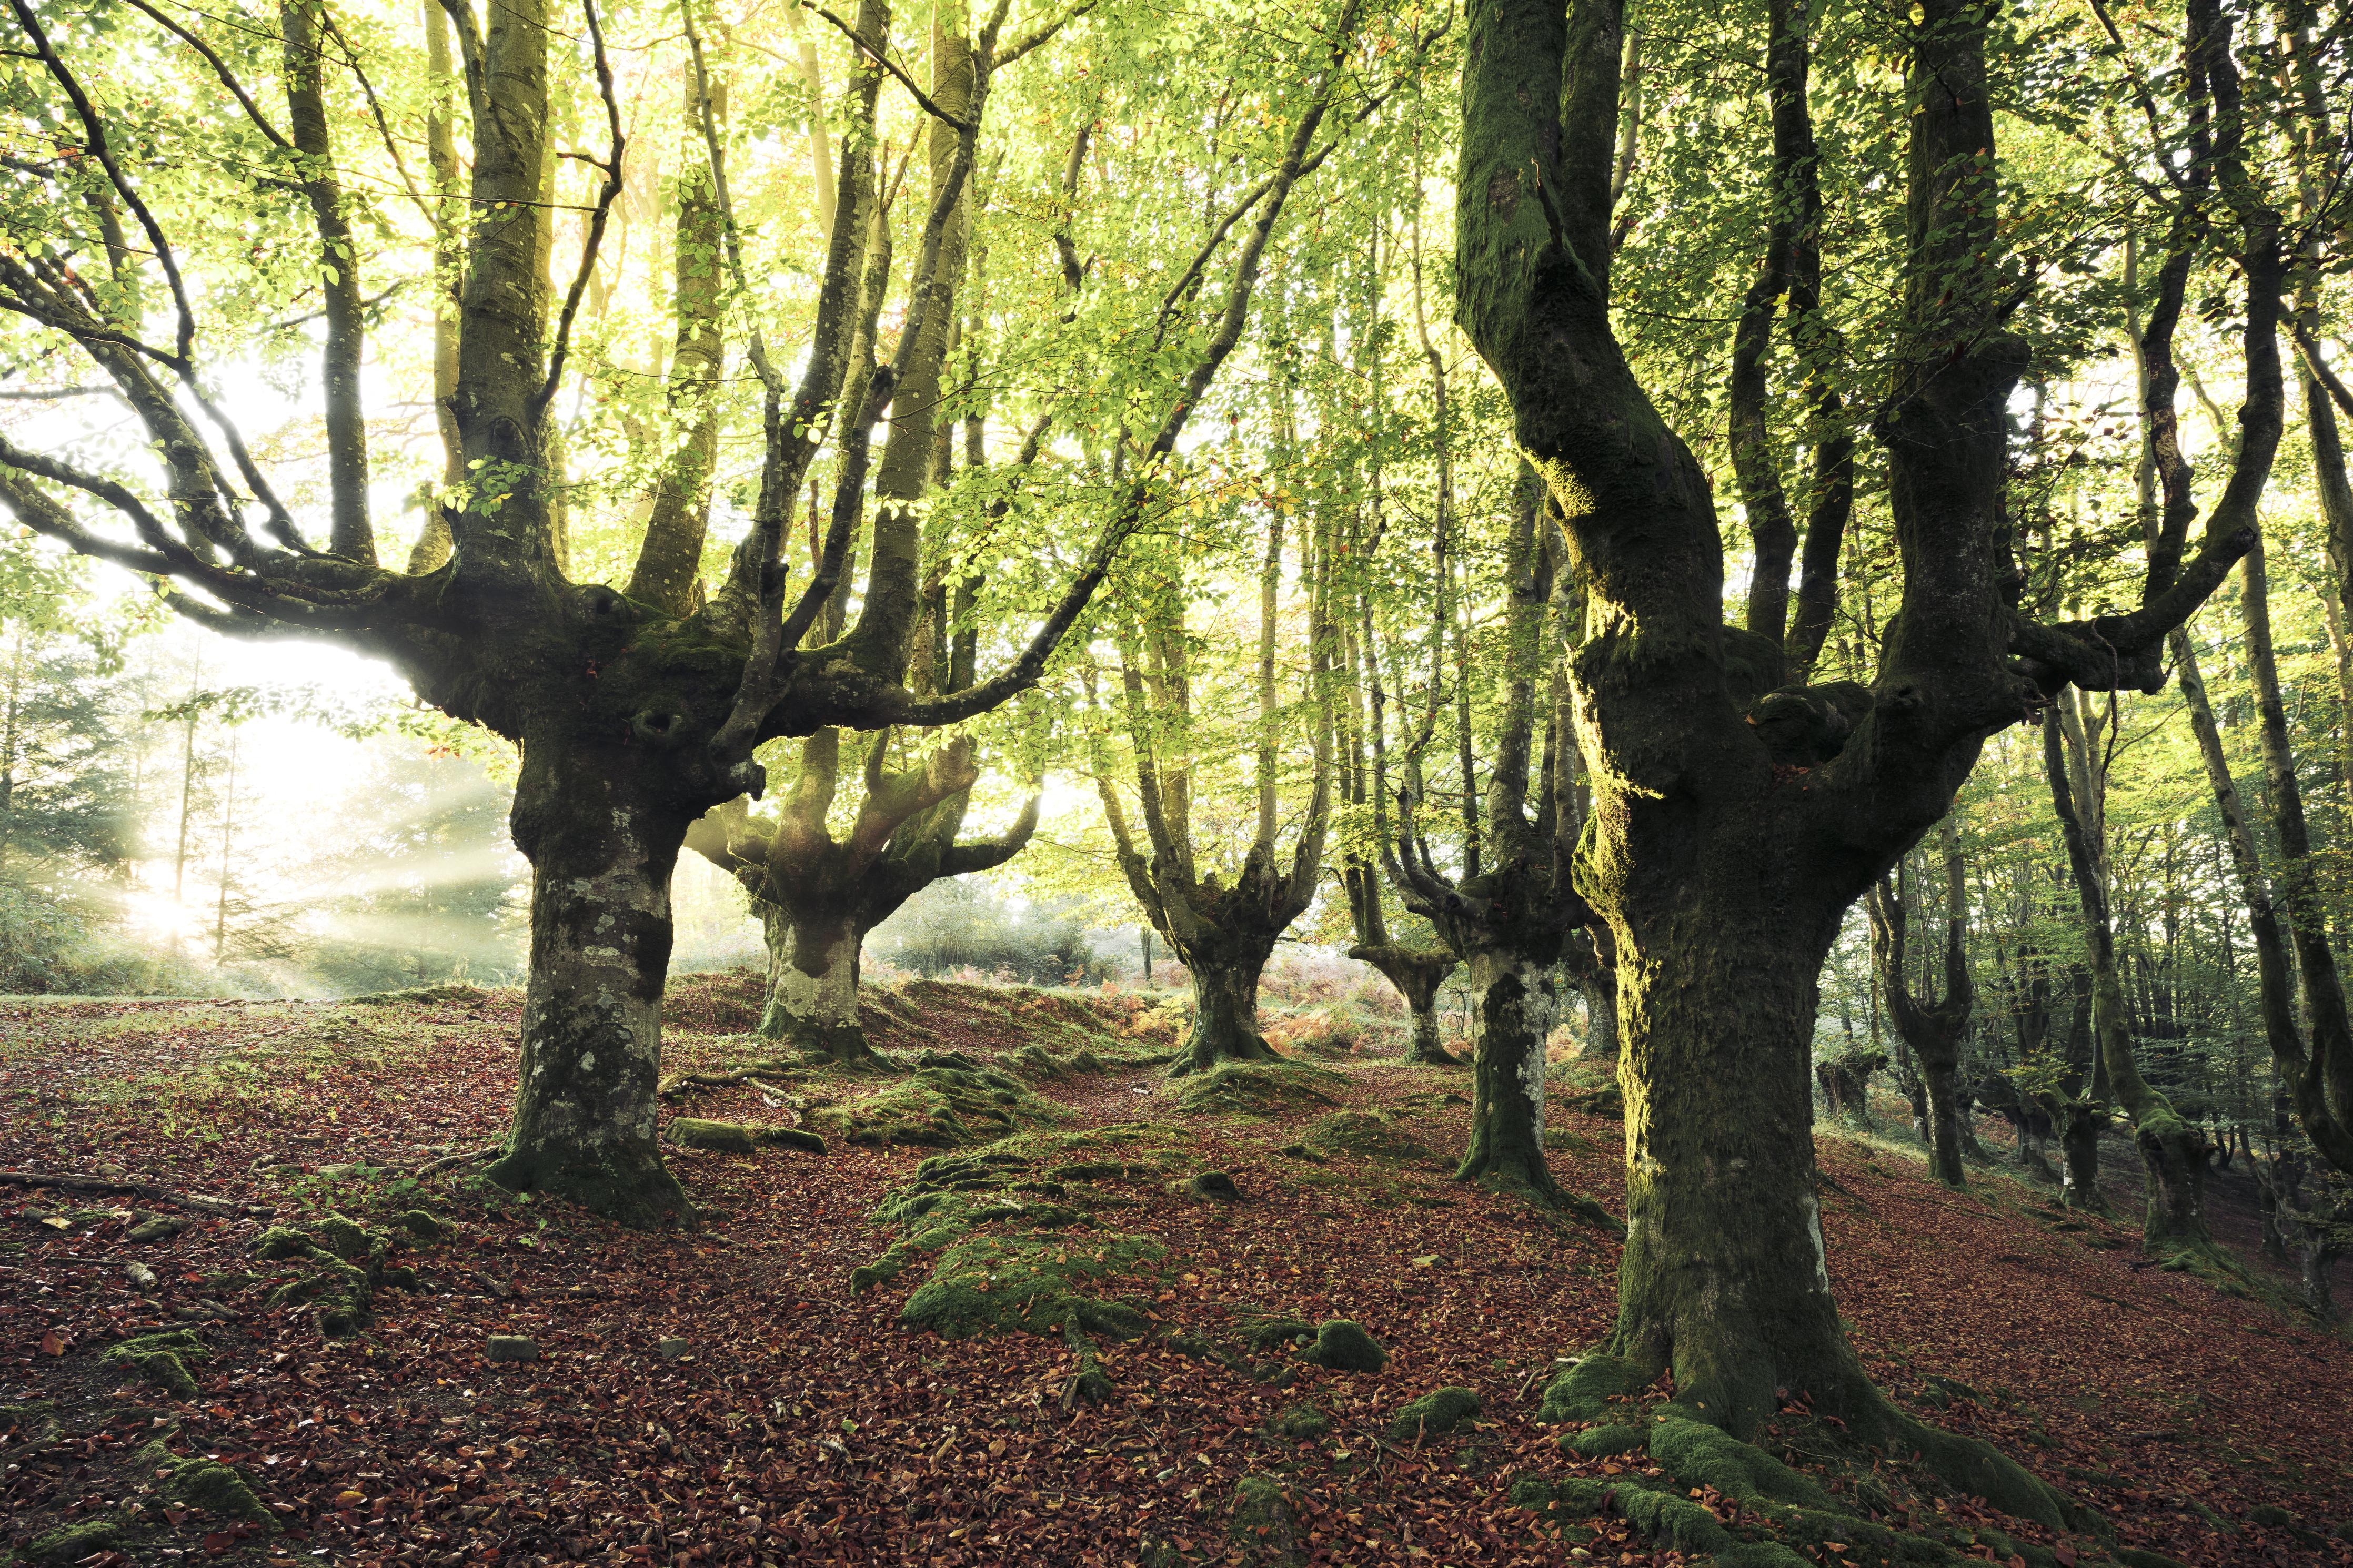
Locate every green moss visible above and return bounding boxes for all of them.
[398,1208,448,1240]
[1246,1317,1316,1352]
[310,1212,378,1261]
[1510,1473,1613,1522]
[139,1438,275,1529]
[1769,1505,1959,1565]
[1647,1417,1833,1509]
[669,1117,759,1152]
[1538,1352,1657,1423]
[99,1330,208,1401]
[23,1518,124,1563]
[1303,1319,1386,1372]
[1389,1385,1481,1438]
[809,1064,1066,1148]
[1565,1423,1646,1458]
[1708,1544,1816,1568]
[899,1231,1162,1340]
[1613,1486,1731,1554]
[1304,1110,1432,1161]
[1271,1402,1330,1440]
[1899,1415,2075,1533]
[1229,1474,1300,1565]
[2108,1550,2189,1568]
[1170,1061,1345,1119]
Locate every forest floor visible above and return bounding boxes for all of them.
[1,973,2348,1568]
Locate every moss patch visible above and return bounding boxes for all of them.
[24,1518,125,1564]
[99,1329,208,1401]
[1303,1109,1432,1162]
[899,1232,1162,1340]
[808,1064,1066,1148]
[1169,1061,1345,1119]
[1648,1416,1834,1509]
[1538,1352,1657,1423]
[139,1437,275,1528]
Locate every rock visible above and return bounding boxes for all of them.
[126,1213,186,1243]
[657,1336,692,1360]
[1189,1170,1241,1200]
[1388,1385,1481,1439]
[485,1335,540,1363]
[759,1126,827,1154]
[123,1260,159,1292]
[1303,1319,1386,1373]
[2251,1505,2292,1527]
[253,1225,313,1261]
[1275,1142,1326,1164]
[398,1209,448,1240]
[101,1330,208,1401]
[669,1117,759,1153]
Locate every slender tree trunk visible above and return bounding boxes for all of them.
[488,747,691,1226]
[1455,950,1557,1195]
[2056,1100,2106,1213]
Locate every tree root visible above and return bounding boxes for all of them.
[414,1145,501,1178]
[0,1167,264,1217]
[656,1060,803,1098]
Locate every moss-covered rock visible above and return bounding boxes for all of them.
[1510,1474,1612,1523]
[1710,1544,1817,1568]
[1647,1417,1833,1509]
[99,1330,208,1401]
[126,1213,186,1243]
[139,1438,275,1529]
[1303,1319,1386,1373]
[1304,1109,1432,1161]
[1274,1141,1326,1163]
[1389,1385,1481,1438]
[1246,1317,1316,1352]
[398,1208,448,1240]
[1170,1061,1345,1119]
[310,1212,378,1261]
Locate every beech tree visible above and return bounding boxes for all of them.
[0,0,1374,1221]
[1461,0,2284,1502]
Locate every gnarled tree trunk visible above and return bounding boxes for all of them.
[1455,950,1556,1194]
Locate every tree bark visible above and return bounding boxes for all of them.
[1350,943,1459,1065]
[759,905,869,1062]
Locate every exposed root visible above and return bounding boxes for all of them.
[0,1167,263,1217]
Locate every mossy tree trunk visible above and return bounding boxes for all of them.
[1175,940,1281,1073]
[1456,0,2275,1458]
[1349,945,1459,1066]
[487,741,693,1225]
[1455,951,1557,1195]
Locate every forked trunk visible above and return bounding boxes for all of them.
[2130,1113,2211,1250]
[761,907,880,1065]
[1171,947,1280,1075]
[490,751,691,1226]
[1454,950,1556,1196]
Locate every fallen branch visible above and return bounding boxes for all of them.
[657,1060,805,1098]
[0,1167,259,1216]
